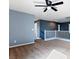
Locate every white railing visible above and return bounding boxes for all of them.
[44,30,70,41]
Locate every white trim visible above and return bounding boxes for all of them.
[9,42,35,48]
[44,37,70,42]
[36,37,41,39]
[44,37,57,41]
[58,24,60,31]
[58,38,70,42]
[55,37,70,42]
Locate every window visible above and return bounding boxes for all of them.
[69,24,70,32]
[58,24,60,31]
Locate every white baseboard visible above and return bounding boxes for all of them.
[9,42,35,48]
[10,38,70,48]
[45,37,70,42]
[58,39,70,42]
[44,37,57,41]
[35,37,41,39]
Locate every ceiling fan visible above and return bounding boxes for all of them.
[35,0,63,12]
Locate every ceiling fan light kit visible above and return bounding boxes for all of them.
[47,7,51,10]
[35,0,63,12]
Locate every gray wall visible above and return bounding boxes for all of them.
[9,10,35,46]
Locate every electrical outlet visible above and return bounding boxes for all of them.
[32,28,34,31]
[14,40,16,43]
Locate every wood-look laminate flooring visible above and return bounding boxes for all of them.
[9,39,70,59]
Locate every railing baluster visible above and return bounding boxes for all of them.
[44,30,70,40]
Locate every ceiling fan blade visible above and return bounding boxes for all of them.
[44,8,47,12]
[35,5,47,7]
[51,7,57,11]
[52,1,63,6]
[45,0,49,5]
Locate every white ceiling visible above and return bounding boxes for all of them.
[9,0,70,22]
